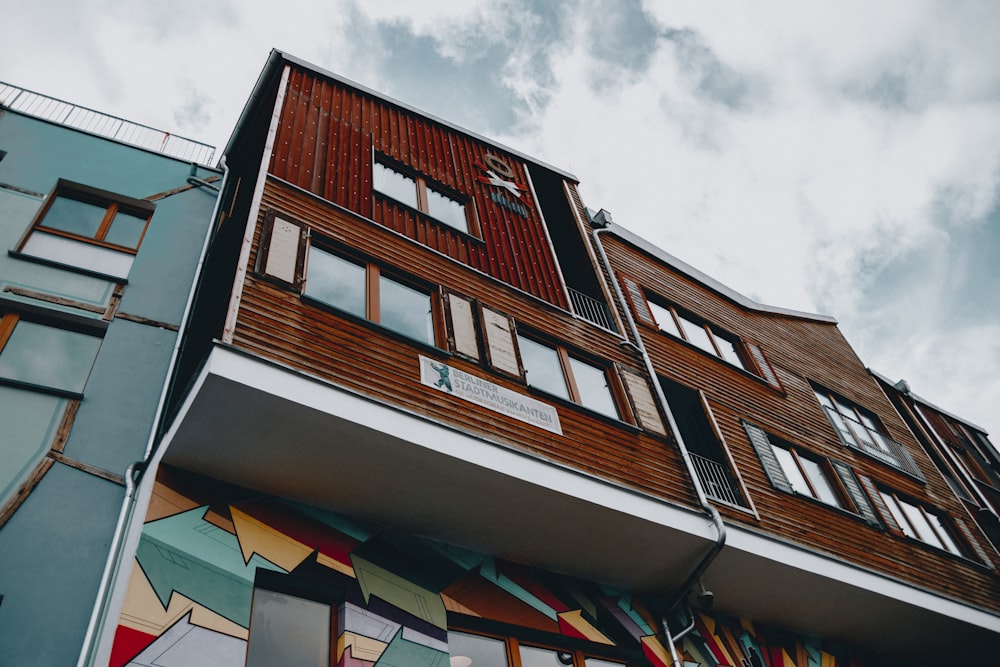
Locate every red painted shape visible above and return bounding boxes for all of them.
[693,614,729,664]
[233,498,361,566]
[109,625,156,667]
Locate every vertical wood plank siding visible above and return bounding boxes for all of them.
[600,234,1000,613]
[232,178,698,514]
[269,66,568,309]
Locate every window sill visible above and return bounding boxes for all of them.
[522,385,640,434]
[0,377,84,400]
[8,250,129,284]
[656,330,780,392]
[300,293,446,358]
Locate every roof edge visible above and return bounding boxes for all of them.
[607,222,837,324]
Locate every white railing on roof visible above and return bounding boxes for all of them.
[0,82,215,165]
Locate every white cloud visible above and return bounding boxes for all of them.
[4,0,999,438]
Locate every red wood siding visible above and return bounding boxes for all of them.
[600,234,1000,613]
[231,179,697,515]
[269,66,568,309]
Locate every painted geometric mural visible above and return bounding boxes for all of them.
[110,466,918,667]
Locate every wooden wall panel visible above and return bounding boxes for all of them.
[231,179,697,515]
[600,234,1000,613]
[269,66,568,310]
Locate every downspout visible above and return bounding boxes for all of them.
[76,158,230,667]
[591,221,725,657]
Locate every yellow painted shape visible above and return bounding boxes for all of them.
[337,630,389,663]
[641,635,673,667]
[780,648,796,667]
[698,611,717,636]
[558,610,614,645]
[317,552,356,578]
[230,506,310,570]
[740,617,755,636]
[441,592,481,617]
[117,562,248,640]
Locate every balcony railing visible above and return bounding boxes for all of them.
[567,287,615,331]
[823,406,925,480]
[689,452,743,506]
[0,82,215,165]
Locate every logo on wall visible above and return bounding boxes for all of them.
[475,153,531,218]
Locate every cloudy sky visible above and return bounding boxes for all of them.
[4,0,998,440]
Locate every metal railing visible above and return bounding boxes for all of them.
[823,406,925,480]
[0,82,215,165]
[567,287,615,331]
[689,453,743,506]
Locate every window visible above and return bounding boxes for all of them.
[517,334,620,420]
[661,377,745,507]
[877,490,962,555]
[304,244,436,346]
[771,443,843,508]
[813,385,924,479]
[646,300,747,372]
[373,159,473,235]
[246,588,331,667]
[0,312,101,396]
[18,179,154,279]
[448,630,629,667]
[742,421,883,525]
[0,310,103,510]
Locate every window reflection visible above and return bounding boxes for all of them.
[380,275,434,345]
[517,336,569,400]
[0,320,101,394]
[448,631,509,667]
[305,246,366,318]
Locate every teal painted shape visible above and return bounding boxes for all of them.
[615,595,654,635]
[373,628,449,667]
[738,630,764,665]
[136,506,284,627]
[281,499,376,542]
[479,559,558,621]
[805,641,823,667]
[684,632,719,667]
[426,540,486,572]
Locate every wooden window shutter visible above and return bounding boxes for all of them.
[257,209,307,288]
[856,474,904,535]
[442,289,480,362]
[617,365,667,436]
[742,421,792,493]
[745,341,783,391]
[829,459,882,528]
[619,274,656,328]
[954,517,995,569]
[479,305,524,380]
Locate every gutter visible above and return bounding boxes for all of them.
[76,158,231,667]
[591,220,726,660]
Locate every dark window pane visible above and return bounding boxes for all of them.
[517,336,569,400]
[0,321,101,393]
[39,196,105,238]
[103,209,148,248]
[305,247,366,318]
[379,275,434,345]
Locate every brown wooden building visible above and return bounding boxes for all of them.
[96,51,1000,666]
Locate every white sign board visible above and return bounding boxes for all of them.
[419,356,561,435]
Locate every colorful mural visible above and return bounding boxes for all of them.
[109,467,912,667]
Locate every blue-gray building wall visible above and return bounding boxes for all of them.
[0,110,218,664]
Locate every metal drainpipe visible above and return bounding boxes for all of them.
[76,158,230,667]
[591,224,726,654]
